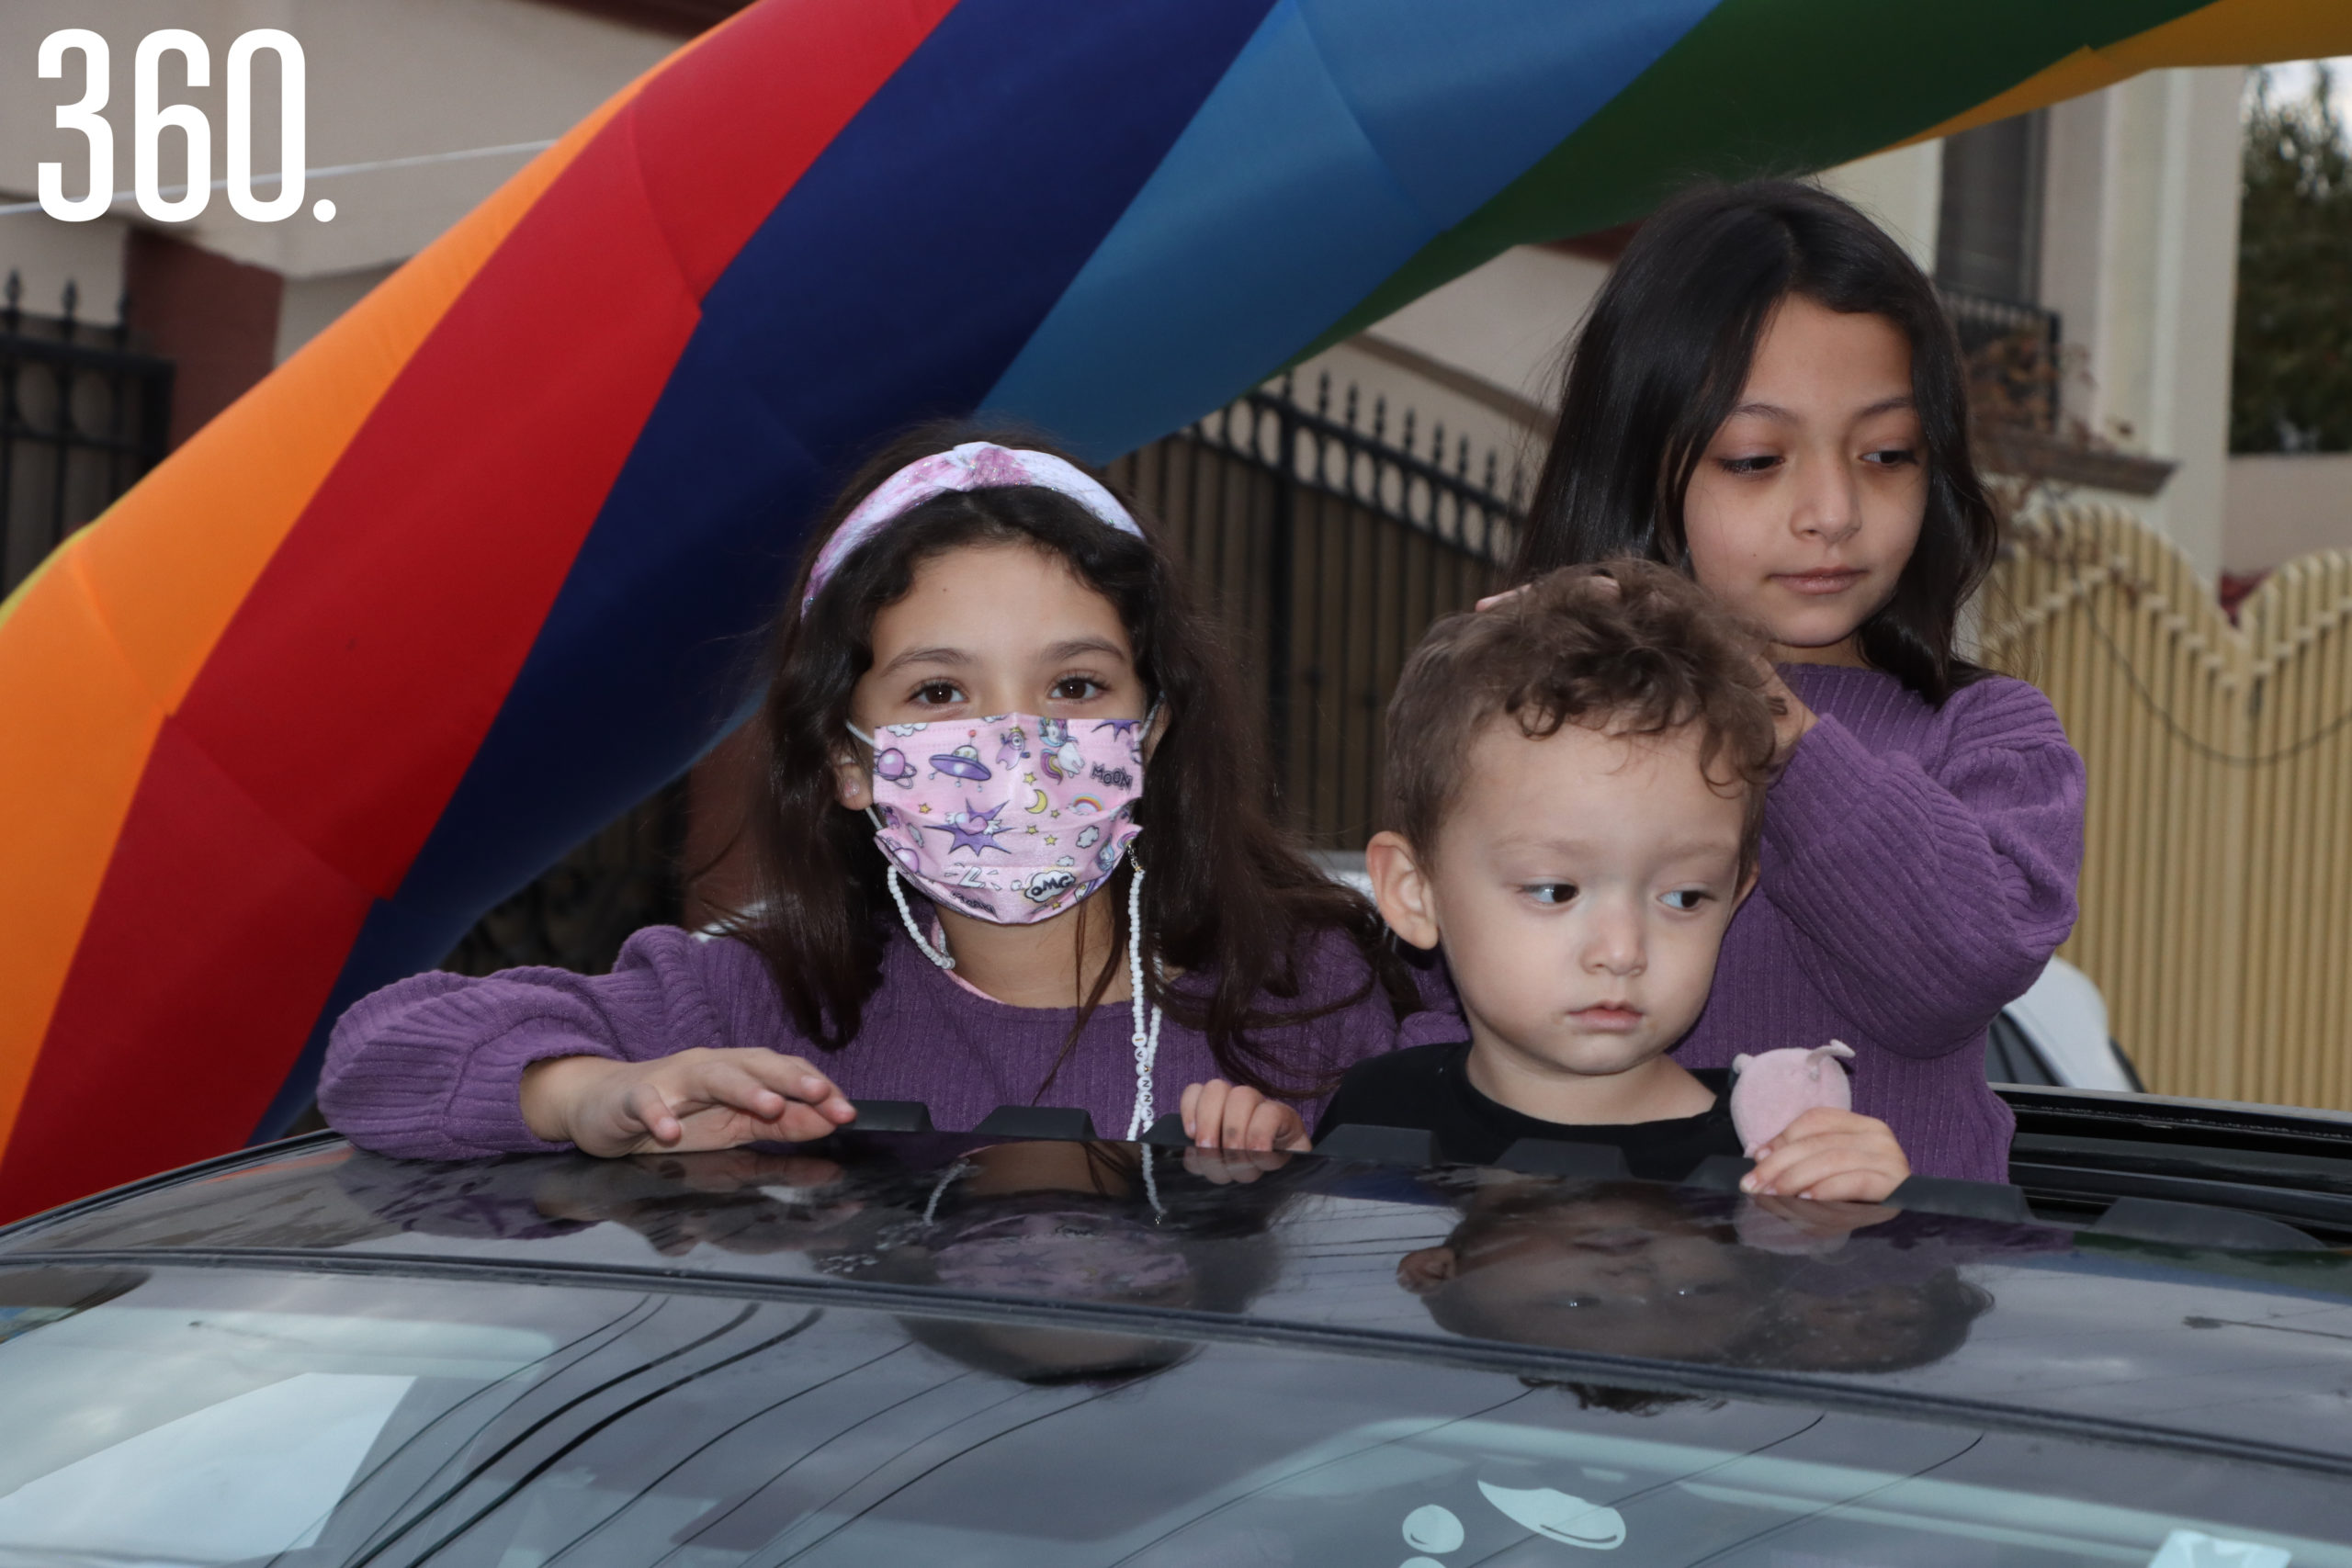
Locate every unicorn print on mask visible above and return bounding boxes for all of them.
[1036,717,1085,784]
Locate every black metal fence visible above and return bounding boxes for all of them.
[0,274,175,596]
[1941,283,2064,433]
[1111,373,1523,849]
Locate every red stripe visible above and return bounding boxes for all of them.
[2,0,956,1219]
[0,720,372,1220]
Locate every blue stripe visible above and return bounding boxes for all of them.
[259,0,1274,1134]
[984,0,1723,461]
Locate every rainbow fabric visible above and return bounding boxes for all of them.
[1,0,2344,1217]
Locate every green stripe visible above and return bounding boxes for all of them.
[1297,0,2214,364]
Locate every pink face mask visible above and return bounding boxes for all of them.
[849,711,1150,923]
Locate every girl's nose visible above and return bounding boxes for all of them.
[1790,452,1862,547]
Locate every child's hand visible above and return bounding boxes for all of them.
[1180,1079,1310,1153]
[1755,660,1820,760]
[521,1049,856,1157]
[1739,1107,1910,1202]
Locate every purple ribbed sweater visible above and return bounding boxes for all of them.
[1671,664,2086,1183]
[320,926,1454,1159]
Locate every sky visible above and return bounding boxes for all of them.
[2254,56,2352,131]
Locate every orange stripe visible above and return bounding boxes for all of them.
[1894,0,2352,147]
[0,64,662,1150]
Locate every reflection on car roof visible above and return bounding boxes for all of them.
[5,1120,2351,1477]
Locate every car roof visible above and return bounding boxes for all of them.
[5,1097,2352,1479]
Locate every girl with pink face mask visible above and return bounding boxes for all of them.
[321,426,1448,1159]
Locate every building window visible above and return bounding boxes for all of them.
[1938,110,2047,303]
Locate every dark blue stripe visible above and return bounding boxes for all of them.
[259,0,1274,1134]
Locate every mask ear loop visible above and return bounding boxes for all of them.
[1124,850,1165,1141]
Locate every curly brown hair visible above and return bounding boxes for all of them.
[1384,560,1780,879]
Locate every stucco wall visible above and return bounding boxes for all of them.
[1364,244,1611,415]
[2041,68,2245,583]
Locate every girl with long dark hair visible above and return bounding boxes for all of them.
[322,425,1439,1158]
[1507,180,2085,1183]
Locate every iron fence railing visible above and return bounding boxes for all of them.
[1940,282,2060,356]
[0,274,175,596]
[1940,283,2063,434]
[1112,373,1523,848]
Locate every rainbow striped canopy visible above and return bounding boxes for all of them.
[2,0,2345,1217]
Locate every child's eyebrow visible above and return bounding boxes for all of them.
[877,645,974,674]
[1728,394,1915,422]
[1651,836,1746,863]
[1039,637,1128,664]
[1489,833,1740,861]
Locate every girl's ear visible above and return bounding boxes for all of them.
[833,741,873,811]
[1141,699,1171,764]
[1365,831,1442,950]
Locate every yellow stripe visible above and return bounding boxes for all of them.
[1895,0,2352,146]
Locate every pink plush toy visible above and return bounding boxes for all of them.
[1729,1041,1855,1156]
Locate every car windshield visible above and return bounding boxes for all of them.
[0,1260,2343,1568]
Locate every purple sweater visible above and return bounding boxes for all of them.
[1672,664,2086,1183]
[321,926,1455,1158]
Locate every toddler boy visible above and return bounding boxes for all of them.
[1317,562,1908,1200]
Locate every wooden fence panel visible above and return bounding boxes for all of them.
[1983,503,2352,1109]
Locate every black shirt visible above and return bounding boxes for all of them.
[1317,1043,1741,1179]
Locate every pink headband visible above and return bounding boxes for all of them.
[802,441,1143,610]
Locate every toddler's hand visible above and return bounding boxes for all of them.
[1739,1107,1910,1202]
[521,1049,856,1157]
[1181,1079,1309,1153]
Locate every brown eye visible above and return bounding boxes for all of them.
[1719,455,1779,475]
[913,681,961,705]
[1052,676,1104,702]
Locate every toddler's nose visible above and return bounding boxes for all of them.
[1578,902,1646,976]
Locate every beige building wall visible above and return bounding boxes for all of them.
[1290,243,1611,496]
[2098,68,2240,583]
[2039,68,2245,581]
[1366,243,1611,416]
[1817,141,1943,271]
[2226,454,2352,572]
